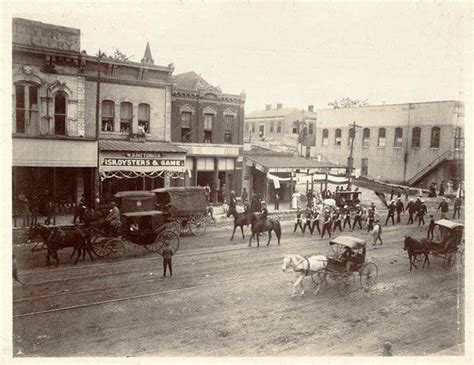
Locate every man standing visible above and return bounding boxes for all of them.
[413,197,422,223]
[321,210,332,239]
[274,192,280,211]
[311,208,321,236]
[302,206,313,234]
[367,208,376,232]
[437,198,449,219]
[372,220,383,245]
[352,205,363,230]
[332,208,343,233]
[417,200,427,226]
[162,242,174,277]
[241,187,248,205]
[342,205,351,230]
[395,198,404,224]
[293,207,304,234]
[427,215,435,240]
[453,197,462,219]
[406,199,415,224]
[385,200,396,226]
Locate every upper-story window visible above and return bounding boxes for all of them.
[54,92,67,135]
[394,127,403,148]
[270,121,274,133]
[138,103,150,134]
[454,127,462,150]
[322,129,329,146]
[15,83,39,134]
[204,114,213,143]
[180,112,191,142]
[378,128,386,147]
[335,128,342,146]
[224,115,234,144]
[277,121,282,133]
[362,128,370,147]
[348,128,355,146]
[101,100,114,132]
[292,121,299,134]
[120,102,132,133]
[430,126,440,148]
[412,127,421,148]
[308,122,314,134]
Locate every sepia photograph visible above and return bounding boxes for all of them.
[1,0,471,361]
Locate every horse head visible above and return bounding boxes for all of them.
[403,236,411,251]
[281,255,291,272]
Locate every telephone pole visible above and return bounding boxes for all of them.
[95,50,105,207]
[347,121,361,189]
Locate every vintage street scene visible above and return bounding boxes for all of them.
[6,1,469,360]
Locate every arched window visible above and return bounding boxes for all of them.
[430,127,440,148]
[101,100,114,131]
[120,102,132,133]
[138,103,150,134]
[412,127,421,148]
[348,128,355,146]
[15,83,39,134]
[335,128,342,146]
[362,128,370,147]
[394,127,403,148]
[378,128,386,147]
[322,129,329,146]
[54,92,67,135]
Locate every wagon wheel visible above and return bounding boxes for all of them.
[359,262,378,291]
[443,251,456,270]
[337,272,357,296]
[91,236,110,257]
[189,215,207,236]
[166,220,182,236]
[311,271,327,295]
[104,238,126,259]
[145,229,180,254]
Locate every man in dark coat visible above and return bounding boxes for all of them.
[453,197,462,219]
[417,200,427,225]
[437,197,449,219]
[367,208,375,232]
[311,209,321,235]
[302,206,313,234]
[406,199,415,224]
[385,200,396,226]
[439,180,445,196]
[321,210,332,238]
[293,207,304,234]
[352,205,363,230]
[228,190,237,214]
[332,208,343,232]
[395,198,404,224]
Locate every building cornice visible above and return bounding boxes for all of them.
[85,76,170,89]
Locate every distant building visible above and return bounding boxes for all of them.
[314,101,464,186]
[244,104,317,155]
[171,71,246,202]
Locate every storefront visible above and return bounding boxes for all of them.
[99,140,186,200]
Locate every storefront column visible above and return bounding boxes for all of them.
[76,169,84,204]
[164,171,171,188]
[193,156,198,186]
[213,157,219,203]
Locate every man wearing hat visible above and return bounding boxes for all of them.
[352,205,363,230]
[311,208,321,235]
[228,190,237,215]
[105,201,121,236]
[367,208,375,232]
[395,198,405,224]
[342,205,351,230]
[372,219,383,245]
[437,197,449,219]
[321,209,332,238]
[385,200,396,226]
[417,200,427,225]
[293,207,304,234]
[406,199,415,224]
[260,201,268,226]
[332,208,343,233]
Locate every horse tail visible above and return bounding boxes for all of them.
[274,221,282,242]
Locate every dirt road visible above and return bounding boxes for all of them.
[13,220,464,356]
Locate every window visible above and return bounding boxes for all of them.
[101,100,114,131]
[138,103,150,134]
[308,122,313,134]
[204,114,213,143]
[454,127,462,149]
[430,127,440,148]
[394,127,403,148]
[292,121,299,134]
[362,128,370,147]
[120,102,132,133]
[348,128,355,146]
[412,127,421,148]
[277,121,282,133]
[224,115,234,143]
[335,128,342,146]
[245,122,249,134]
[378,128,386,147]
[251,122,256,133]
[15,83,39,134]
[322,129,329,146]
[180,112,191,142]
[54,92,66,135]
[270,121,274,133]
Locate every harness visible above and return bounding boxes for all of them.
[291,256,311,276]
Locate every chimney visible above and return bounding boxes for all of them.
[265,104,272,111]
[276,103,283,110]
[308,105,314,112]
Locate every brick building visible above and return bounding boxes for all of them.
[170,71,246,202]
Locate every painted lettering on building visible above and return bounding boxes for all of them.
[102,158,185,167]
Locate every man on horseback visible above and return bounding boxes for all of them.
[260,202,268,226]
[228,190,237,214]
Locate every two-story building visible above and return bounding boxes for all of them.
[170,71,245,202]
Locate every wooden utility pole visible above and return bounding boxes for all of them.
[347,121,362,190]
[95,50,105,207]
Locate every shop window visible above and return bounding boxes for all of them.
[378,128,386,147]
[308,122,313,134]
[54,91,66,135]
[322,129,329,146]
[120,102,132,133]
[335,128,342,146]
[277,121,282,133]
[362,128,370,147]
[138,103,150,134]
[430,126,440,148]
[180,112,191,142]
[15,83,39,134]
[293,121,299,134]
[394,127,403,148]
[101,100,114,131]
[412,127,421,148]
[204,114,213,143]
[348,128,355,146]
[270,121,274,133]
[224,115,233,144]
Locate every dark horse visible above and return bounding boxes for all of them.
[227,206,251,240]
[403,236,431,271]
[249,213,281,248]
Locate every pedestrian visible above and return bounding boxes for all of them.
[207,205,215,223]
[369,201,377,213]
[274,192,280,211]
[406,199,415,224]
[417,200,427,226]
[404,187,409,201]
[395,198,404,224]
[428,182,437,198]
[367,208,375,232]
[44,200,54,225]
[413,197,422,222]
[385,200,396,226]
[321,210,332,238]
[241,187,248,205]
[30,194,39,226]
[352,205,363,230]
[204,184,211,202]
[427,215,435,240]
[311,209,321,236]
[437,197,449,219]
[453,197,462,219]
[342,205,351,230]
[372,220,383,245]
[302,206,313,234]
[20,195,30,228]
[439,180,445,196]
[162,242,173,277]
[332,208,343,232]
[446,180,453,195]
[293,207,304,234]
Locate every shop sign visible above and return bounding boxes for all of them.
[102,158,185,167]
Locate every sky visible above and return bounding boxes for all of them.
[4,0,472,112]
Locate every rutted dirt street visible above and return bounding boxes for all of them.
[13,216,464,357]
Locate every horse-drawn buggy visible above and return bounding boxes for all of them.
[282,236,378,297]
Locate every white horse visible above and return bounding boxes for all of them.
[281,254,328,297]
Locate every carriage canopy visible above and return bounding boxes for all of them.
[114,191,157,213]
[434,219,464,230]
[152,187,207,217]
[329,236,366,250]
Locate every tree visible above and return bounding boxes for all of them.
[328,97,368,109]
[97,49,133,62]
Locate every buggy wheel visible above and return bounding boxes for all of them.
[144,229,180,254]
[189,215,207,236]
[359,263,378,291]
[104,238,126,259]
[443,252,456,269]
[91,236,109,257]
[311,271,326,295]
[337,272,356,296]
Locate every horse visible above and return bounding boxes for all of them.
[403,236,431,271]
[248,213,281,248]
[281,254,328,296]
[227,207,251,240]
[47,227,94,266]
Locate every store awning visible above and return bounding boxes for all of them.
[246,154,341,174]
